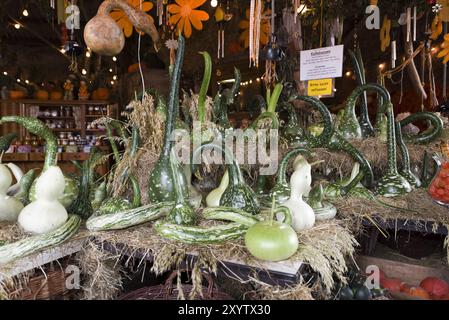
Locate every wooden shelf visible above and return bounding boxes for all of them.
[51,128,82,132]
[86,129,106,132]
[85,115,105,118]
[38,116,74,120]
[3,152,90,162]
[3,99,111,106]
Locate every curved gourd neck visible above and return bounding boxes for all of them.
[162,35,185,158]
[277,148,311,186]
[386,104,399,175]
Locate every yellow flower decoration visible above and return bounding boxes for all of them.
[380,15,391,52]
[110,0,154,38]
[239,7,271,49]
[438,34,449,64]
[168,0,210,38]
[430,15,443,41]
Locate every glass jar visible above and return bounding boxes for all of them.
[88,106,94,115]
[428,150,449,207]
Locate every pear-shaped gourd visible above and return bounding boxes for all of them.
[206,171,229,207]
[282,156,315,232]
[18,166,68,234]
[0,164,24,222]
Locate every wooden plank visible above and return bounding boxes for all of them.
[0,238,88,281]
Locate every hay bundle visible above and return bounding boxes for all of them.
[245,277,316,300]
[86,219,356,299]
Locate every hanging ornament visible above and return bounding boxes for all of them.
[168,0,210,38]
[239,5,271,49]
[406,7,412,42]
[380,15,391,52]
[157,0,164,26]
[391,39,397,68]
[110,0,154,38]
[50,0,55,9]
[413,6,417,41]
[215,3,225,59]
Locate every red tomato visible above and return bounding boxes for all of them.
[420,277,449,298]
[380,278,403,292]
[442,162,449,170]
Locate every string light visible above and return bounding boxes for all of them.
[3,71,7,76]
[113,75,118,80]
[109,68,113,73]
[25,80,29,84]
[211,0,218,7]
[85,51,91,58]
[82,69,87,75]
[431,47,439,54]
[112,56,117,62]
[256,78,261,82]
[378,63,386,70]
[22,9,29,17]
[14,23,21,29]
[60,48,66,54]
[16,79,21,83]
[110,81,115,85]
[345,71,352,77]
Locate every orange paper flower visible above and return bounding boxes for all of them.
[168,0,210,38]
[239,7,271,49]
[110,0,154,38]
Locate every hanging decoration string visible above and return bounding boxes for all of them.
[138,0,146,101]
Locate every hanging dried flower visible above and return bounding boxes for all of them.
[168,0,210,38]
[110,0,154,38]
[239,7,271,49]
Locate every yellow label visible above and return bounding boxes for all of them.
[438,0,449,22]
[307,79,333,97]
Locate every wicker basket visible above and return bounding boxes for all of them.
[118,270,233,300]
[8,269,69,300]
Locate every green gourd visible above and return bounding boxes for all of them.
[307,184,337,221]
[281,102,304,144]
[339,84,391,140]
[15,169,36,206]
[395,122,421,188]
[270,148,312,204]
[213,68,241,128]
[0,133,18,152]
[198,51,212,123]
[193,143,260,215]
[166,149,196,225]
[348,48,374,137]
[250,83,283,130]
[398,112,443,144]
[376,103,412,197]
[0,116,78,208]
[202,207,260,227]
[148,35,188,203]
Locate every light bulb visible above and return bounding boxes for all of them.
[109,68,113,73]
[3,71,7,76]
[22,9,29,17]
[82,69,87,75]
[14,23,21,29]
[113,75,118,80]
[111,81,115,85]
[25,80,29,84]
[211,0,218,8]
[85,51,91,58]
[17,79,21,83]
[60,48,66,54]
[112,56,117,62]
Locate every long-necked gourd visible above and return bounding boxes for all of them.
[348,48,374,137]
[167,149,196,225]
[6,163,23,196]
[281,155,315,231]
[0,164,24,222]
[0,133,18,153]
[398,112,443,144]
[18,166,69,234]
[193,143,260,215]
[307,184,337,221]
[148,35,187,203]
[213,68,241,128]
[0,116,78,208]
[270,148,312,204]
[376,103,412,197]
[15,169,36,206]
[250,83,283,130]
[395,122,421,188]
[339,84,391,140]
[288,95,374,189]
[281,102,304,143]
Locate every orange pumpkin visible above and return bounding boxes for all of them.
[9,90,26,100]
[420,277,449,298]
[35,90,49,100]
[408,287,431,300]
[92,88,110,101]
[50,91,63,100]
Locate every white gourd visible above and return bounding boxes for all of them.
[0,164,24,222]
[18,166,68,234]
[6,163,24,196]
[206,171,229,208]
[281,156,315,232]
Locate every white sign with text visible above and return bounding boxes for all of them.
[300,45,344,81]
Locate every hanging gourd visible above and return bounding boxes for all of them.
[0,164,24,222]
[18,166,68,235]
[84,0,160,56]
[281,155,315,232]
[167,0,210,38]
[110,0,154,38]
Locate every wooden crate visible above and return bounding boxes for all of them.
[356,255,449,286]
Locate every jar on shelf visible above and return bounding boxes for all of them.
[94,106,101,115]
[428,143,449,207]
[88,106,94,115]
[64,107,72,117]
[51,109,59,118]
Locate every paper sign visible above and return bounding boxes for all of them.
[307,79,334,97]
[300,45,344,81]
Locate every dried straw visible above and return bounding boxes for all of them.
[245,277,316,300]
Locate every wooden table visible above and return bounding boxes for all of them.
[99,240,310,287]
